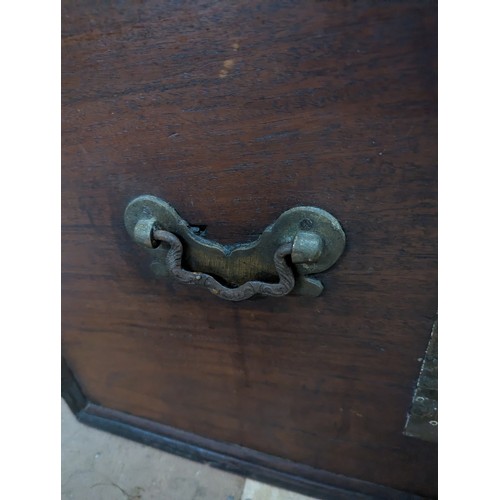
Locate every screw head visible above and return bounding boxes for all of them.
[300,218,314,230]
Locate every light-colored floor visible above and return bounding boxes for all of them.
[62,401,316,500]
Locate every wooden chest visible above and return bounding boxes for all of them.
[62,1,438,497]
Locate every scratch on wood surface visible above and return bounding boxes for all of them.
[219,59,235,78]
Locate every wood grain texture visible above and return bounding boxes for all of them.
[62,0,437,497]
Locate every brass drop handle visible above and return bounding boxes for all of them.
[125,195,346,300]
[153,229,295,301]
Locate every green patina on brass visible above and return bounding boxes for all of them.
[124,195,346,299]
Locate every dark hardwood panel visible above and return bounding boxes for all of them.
[62,361,427,499]
[62,0,437,497]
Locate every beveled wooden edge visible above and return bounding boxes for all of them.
[61,358,428,500]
